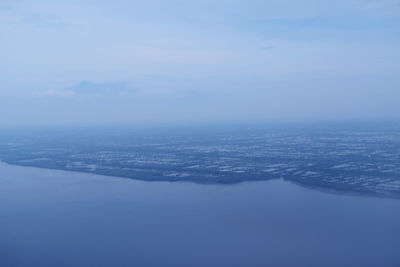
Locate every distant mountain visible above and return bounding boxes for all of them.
[64,81,132,95]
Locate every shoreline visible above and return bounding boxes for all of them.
[1,160,399,200]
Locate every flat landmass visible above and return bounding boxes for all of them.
[1,122,399,198]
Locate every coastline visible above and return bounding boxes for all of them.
[2,160,399,200]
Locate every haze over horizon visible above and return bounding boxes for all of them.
[1,0,400,125]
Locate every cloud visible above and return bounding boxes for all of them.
[33,90,75,97]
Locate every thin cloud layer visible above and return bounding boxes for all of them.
[0,0,399,124]
[65,81,133,95]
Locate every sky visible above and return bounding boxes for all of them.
[1,0,399,125]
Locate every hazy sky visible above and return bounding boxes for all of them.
[1,0,399,125]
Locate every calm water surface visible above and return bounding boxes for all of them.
[0,162,399,267]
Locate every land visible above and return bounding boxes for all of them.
[1,122,399,198]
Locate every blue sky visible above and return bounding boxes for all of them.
[1,0,399,125]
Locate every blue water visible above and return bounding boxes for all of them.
[0,162,399,267]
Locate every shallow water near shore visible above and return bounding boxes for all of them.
[1,162,399,267]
